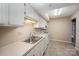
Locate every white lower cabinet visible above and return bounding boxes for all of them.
[27,43,41,56]
[26,36,49,56]
[26,48,35,56]
[34,44,41,56]
[43,38,47,53]
[40,39,45,55]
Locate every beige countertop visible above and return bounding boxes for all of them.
[0,42,34,56]
[0,34,47,56]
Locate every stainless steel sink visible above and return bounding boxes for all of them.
[24,36,42,44]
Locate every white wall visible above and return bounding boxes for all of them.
[71,9,79,49]
[0,23,34,48]
[48,17,72,43]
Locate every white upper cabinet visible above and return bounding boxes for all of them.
[0,3,8,25]
[0,3,24,26]
[25,4,40,22]
[8,3,24,26]
[0,4,2,24]
[25,3,48,29]
[2,3,9,25]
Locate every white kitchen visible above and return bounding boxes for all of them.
[0,3,79,56]
[0,3,48,56]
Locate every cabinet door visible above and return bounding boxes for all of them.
[40,40,44,55]
[0,3,8,25]
[46,35,49,45]
[26,48,35,56]
[26,4,40,22]
[8,3,24,26]
[41,38,48,55]
[26,44,40,56]
[39,42,43,56]
[0,3,2,24]
[35,43,41,56]
[30,44,40,56]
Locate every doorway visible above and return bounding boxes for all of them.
[72,18,76,47]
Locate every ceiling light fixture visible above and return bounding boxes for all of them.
[53,8,62,16]
[58,8,62,15]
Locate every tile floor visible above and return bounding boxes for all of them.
[44,40,78,56]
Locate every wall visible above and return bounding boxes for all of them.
[71,9,79,49]
[0,22,34,48]
[48,17,72,43]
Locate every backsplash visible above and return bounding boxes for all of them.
[0,23,34,48]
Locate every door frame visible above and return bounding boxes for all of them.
[72,18,76,47]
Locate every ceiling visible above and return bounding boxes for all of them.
[48,5,79,18]
[30,3,79,20]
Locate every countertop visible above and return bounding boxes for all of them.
[0,42,33,56]
[0,34,48,56]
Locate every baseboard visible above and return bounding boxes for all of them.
[50,39,72,43]
[75,47,79,55]
[75,47,79,50]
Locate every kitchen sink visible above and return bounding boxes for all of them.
[24,36,42,44]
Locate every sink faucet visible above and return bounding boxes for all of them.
[30,38,32,44]
[30,32,33,43]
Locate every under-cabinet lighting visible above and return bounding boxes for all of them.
[50,8,62,16]
[24,19,36,23]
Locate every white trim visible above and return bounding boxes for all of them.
[50,39,72,43]
[75,47,79,51]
